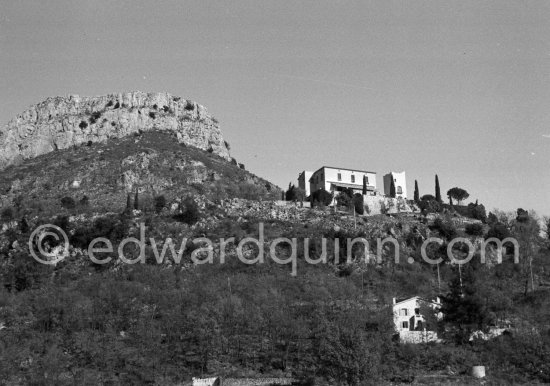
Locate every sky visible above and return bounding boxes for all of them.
[1,1,549,215]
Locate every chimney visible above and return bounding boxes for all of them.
[392,297,396,305]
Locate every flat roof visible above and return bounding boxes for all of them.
[312,166,377,175]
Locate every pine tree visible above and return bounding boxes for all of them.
[435,175,441,203]
[134,191,139,210]
[414,180,419,202]
[362,175,367,195]
[389,178,396,198]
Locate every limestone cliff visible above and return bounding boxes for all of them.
[0,91,231,169]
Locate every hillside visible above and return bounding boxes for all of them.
[0,130,279,218]
[0,96,549,385]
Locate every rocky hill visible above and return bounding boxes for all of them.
[0,91,230,169]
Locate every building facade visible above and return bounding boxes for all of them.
[308,166,377,199]
[383,171,407,199]
[393,296,442,343]
[297,171,313,197]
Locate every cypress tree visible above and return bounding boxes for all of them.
[389,178,396,198]
[126,193,132,212]
[414,180,420,202]
[362,175,367,195]
[435,175,441,203]
[134,190,139,210]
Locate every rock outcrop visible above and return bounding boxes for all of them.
[0,91,231,169]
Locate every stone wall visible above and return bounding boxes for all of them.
[0,91,231,169]
[399,330,439,344]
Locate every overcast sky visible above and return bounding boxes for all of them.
[1,1,549,215]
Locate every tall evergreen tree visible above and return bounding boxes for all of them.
[362,175,367,195]
[126,193,132,212]
[134,190,139,210]
[389,178,396,198]
[435,174,441,203]
[413,180,419,202]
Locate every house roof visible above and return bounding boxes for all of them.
[312,166,377,176]
[393,296,440,307]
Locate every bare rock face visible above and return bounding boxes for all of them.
[0,91,231,169]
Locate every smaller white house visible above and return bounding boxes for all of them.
[192,377,221,386]
[383,171,407,199]
[393,296,442,343]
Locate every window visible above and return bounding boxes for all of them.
[351,175,355,183]
[401,321,409,329]
[415,308,420,315]
[399,308,408,316]
[397,186,402,194]
[337,173,342,181]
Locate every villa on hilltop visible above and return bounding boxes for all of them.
[298,166,408,203]
[299,166,377,198]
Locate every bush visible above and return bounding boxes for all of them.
[468,203,487,222]
[184,100,194,110]
[154,195,166,214]
[60,196,76,210]
[238,163,245,170]
[173,197,200,225]
[431,218,457,240]
[1,207,14,222]
[465,223,484,236]
[149,112,156,119]
[114,102,120,109]
[311,189,333,208]
[486,223,511,240]
[79,121,88,129]
[353,193,364,215]
[106,100,113,107]
[79,196,89,207]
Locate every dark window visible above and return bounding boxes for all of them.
[397,186,403,194]
[351,175,355,183]
[337,173,342,181]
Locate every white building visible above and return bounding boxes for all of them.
[383,171,407,199]
[298,170,313,197]
[393,296,442,343]
[308,166,377,201]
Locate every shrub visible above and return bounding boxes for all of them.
[184,100,194,110]
[311,189,333,207]
[353,193,364,214]
[431,218,457,240]
[114,102,120,108]
[154,195,166,214]
[173,197,200,225]
[106,100,113,107]
[1,207,14,222]
[486,223,511,240]
[79,196,89,207]
[465,223,484,236]
[149,112,156,119]
[224,140,230,150]
[60,196,76,210]
[336,189,353,209]
[86,140,93,146]
[467,203,487,222]
[79,121,88,129]
[238,163,245,170]
[152,104,158,110]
